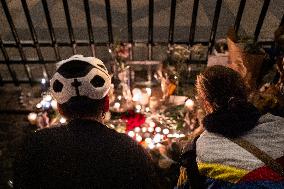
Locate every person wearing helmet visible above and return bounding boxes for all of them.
[13,55,160,189]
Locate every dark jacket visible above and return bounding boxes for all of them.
[13,119,159,189]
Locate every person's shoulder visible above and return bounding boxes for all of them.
[34,124,68,136]
[24,125,68,143]
[256,113,284,130]
[259,113,284,123]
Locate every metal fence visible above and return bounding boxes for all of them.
[0,0,283,86]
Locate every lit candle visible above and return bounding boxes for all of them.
[135,104,142,112]
[114,102,121,111]
[60,117,67,124]
[134,127,141,132]
[148,127,154,133]
[185,98,194,110]
[163,128,169,135]
[51,100,57,110]
[128,131,135,138]
[145,88,152,96]
[36,103,42,109]
[142,127,147,132]
[149,121,155,128]
[145,138,152,144]
[28,112,37,125]
[140,92,149,106]
[43,95,52,102]
[155,127,161,133]
[136,135,142,142]
[153,133,162,143]
[132,88,142,102]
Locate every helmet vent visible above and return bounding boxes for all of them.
[53,79,64,92]
[57,60,93,78]
[90,75,105,87]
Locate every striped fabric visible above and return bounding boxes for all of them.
[177,113,284,188]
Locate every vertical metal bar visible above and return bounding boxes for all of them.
[168,0,176,44]
[105,0,113,44]
[234,0,246,34]
[84,0,96,56]
[280,14,284,27]
[148,0,154,60]
[189,0,199,46]
[1,0,33,85]
[126,0,133,88]
[208,0,222,54]
[0,35,19,86]
[41,0,61,60]
[62,0,77,54]
[126,0,133,43]
[21,0,49,79]
[254,0,270,41]
[0,73,3,86]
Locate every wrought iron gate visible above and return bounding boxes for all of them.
[0,0,283,86]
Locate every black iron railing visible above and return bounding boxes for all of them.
[0,0,283,86]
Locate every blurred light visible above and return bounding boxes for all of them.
[60,117,67,124]
[163,128,170,135]
[41,78,46,84]
[132,88,142,102]
[155,127,161,133]
[43,95,52,102]
[136,135,142,142]
[128,131,135,138]
[148,127,154,133]
[148,143,155,149]
[145,138,152,144]
[44,102,51,108]
[173,133,180,138]
[167,134,173,138]
[145,107,150,112]
[145,88,152,96]
[28,112,37,122]
[149,121,155,127]
[135,104,142,111]
[179,134,185,138]
[51,100,57,110]
[142,127,147,132]
[114,102,120,109]
[185,99,194,109]
[36,103,42,109]
[134,127,141,132]
[153,134,161,143]
[117,95,122,100]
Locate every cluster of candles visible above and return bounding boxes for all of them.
[27,94,67,126]
[125,118,186,149]
[113,87,154,113]
[29,79,196,149]
[111,86,196,149]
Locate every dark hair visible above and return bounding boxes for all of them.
[58,96,108,120]
[196,65,247,112]
[196,66,261,137]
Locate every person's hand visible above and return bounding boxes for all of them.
[179,137,205,189]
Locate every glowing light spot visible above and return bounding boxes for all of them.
[155,127,161,133]
[60,117,67,124]
[128,131,135,138]
[163,129,169,135]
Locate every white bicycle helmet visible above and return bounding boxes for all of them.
[50,55,111,104]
